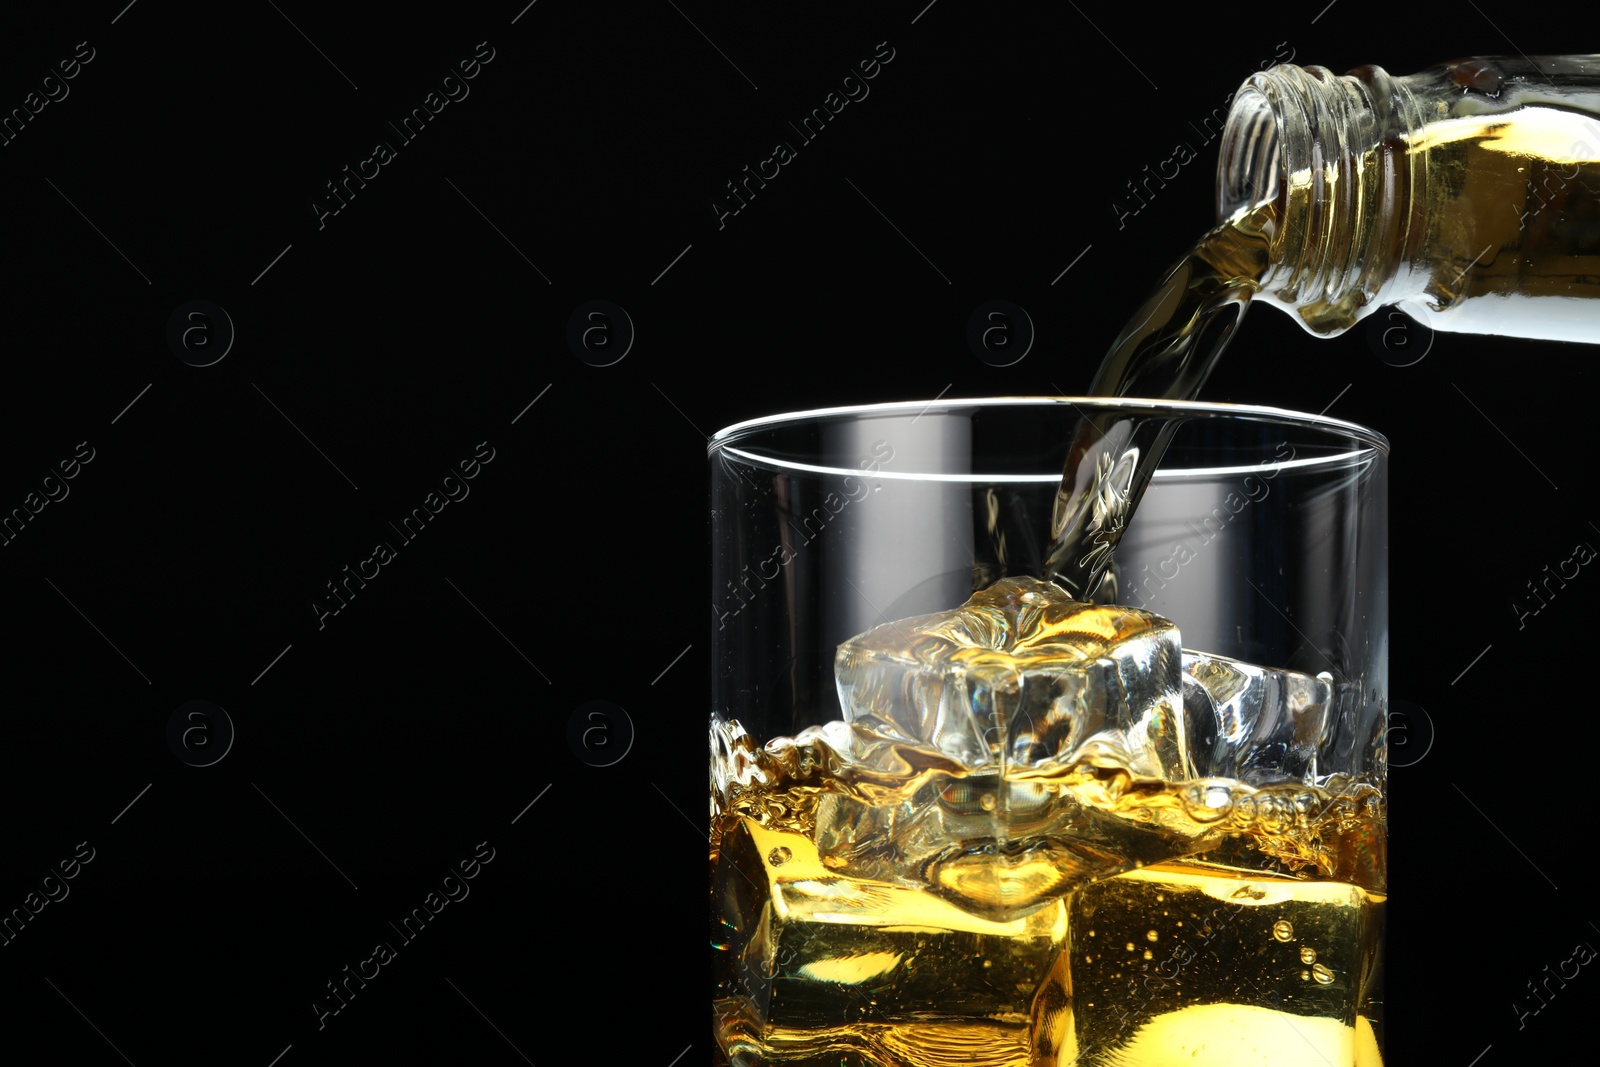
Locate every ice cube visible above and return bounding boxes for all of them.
[1181,651,1334,785]
[833,576,1189,781]
[712,813,1066,1058]
[819,577,1196,919]
[1063,862,1379,1065]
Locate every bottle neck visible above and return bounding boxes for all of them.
[1217,64,1424,335]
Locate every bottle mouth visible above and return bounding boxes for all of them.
[1217,84,1282,221]
[1214,63,1412,334]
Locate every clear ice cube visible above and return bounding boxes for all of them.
[814,577,1338,921]
[1181,651,1334,784]
[832,576,1189,780]
[821,577,1194,919]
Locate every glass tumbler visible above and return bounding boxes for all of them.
[709,397,1388,1067]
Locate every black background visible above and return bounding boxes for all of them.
[0,2,1593,1064]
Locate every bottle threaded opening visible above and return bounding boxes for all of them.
[1218,63,1413,335]
[1217,85,1282,222]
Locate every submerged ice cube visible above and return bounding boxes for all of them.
[712,813,1068,1046]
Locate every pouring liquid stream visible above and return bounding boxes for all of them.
[1043,199,1275,599]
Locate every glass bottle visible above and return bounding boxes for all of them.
[1216,55,1600,341]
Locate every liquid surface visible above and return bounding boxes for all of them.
[711,720,1384,1067]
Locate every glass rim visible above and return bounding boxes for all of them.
[708,396,1390,462]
